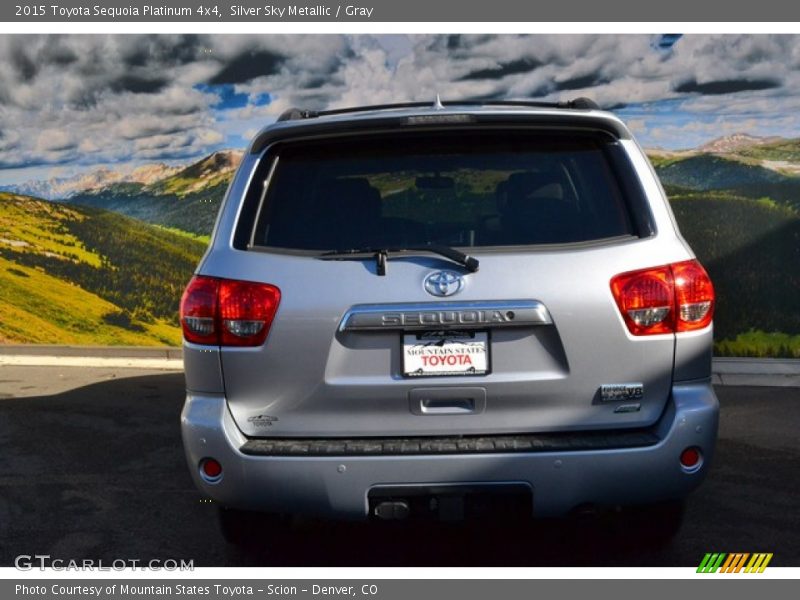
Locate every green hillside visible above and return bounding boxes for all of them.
[669,192,800,357]
[65,150,240,236]
[0,193,206,345]
[654,153,800,212]
[69,183,226,236]
[720,181,800,212]
[734,138,800,162]
[655,154,788,190]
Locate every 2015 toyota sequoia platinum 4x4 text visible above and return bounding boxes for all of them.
[179,98,718,544]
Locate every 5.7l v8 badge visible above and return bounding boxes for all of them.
[600,383,644,402]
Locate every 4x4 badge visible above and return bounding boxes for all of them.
[424,270,464,297]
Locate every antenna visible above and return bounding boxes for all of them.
[433,94,445,110]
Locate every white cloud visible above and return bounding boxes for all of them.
[36,129,75,152]
[4,34,800,175]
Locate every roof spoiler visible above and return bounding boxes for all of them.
[248,97,627,153]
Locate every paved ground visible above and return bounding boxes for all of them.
[4,345,800,387]
[0,366,797,567]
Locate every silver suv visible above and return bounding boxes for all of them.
[180,99,718,545]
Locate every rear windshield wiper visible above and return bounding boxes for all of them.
[319,245,479,276]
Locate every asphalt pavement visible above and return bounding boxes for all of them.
[0,365,797,567]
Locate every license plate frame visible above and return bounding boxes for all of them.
[402,330,490,378]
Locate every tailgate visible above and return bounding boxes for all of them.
[215,246,676,438]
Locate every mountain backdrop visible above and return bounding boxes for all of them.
[0,193,205,346]
[0,163,182,201]
[1,137,799,355]
[649,134,800,356]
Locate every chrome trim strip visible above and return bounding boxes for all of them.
[339,300,552,332]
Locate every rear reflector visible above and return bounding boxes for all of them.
[610,260,714,336]
[200,457,223,481]
[180,276,281,346]
[680,447,702,469]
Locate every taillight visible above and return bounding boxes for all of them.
[180,276,281,346]
[180,276,219,345]
[610,260,714,336]
[672,260,714,331]
[610,265,674,335]
[218,278,281,346]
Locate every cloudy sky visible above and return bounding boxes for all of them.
[2,34,800,184]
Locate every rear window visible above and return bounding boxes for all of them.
[249,132,638,251]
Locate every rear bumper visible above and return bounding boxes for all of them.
[181,382,718,519]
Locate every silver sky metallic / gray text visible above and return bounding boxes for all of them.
[231,5,375,18]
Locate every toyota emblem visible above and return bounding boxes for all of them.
[423,270,464,297]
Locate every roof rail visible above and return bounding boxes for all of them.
[275,97,600,122]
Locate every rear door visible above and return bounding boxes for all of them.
[211,129,679,438]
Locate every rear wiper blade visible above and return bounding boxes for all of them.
[318,247,390,275]
[319,244,479,276]
[404,245,480,273]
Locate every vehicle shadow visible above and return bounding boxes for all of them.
[0,372,205,566]
[228,511,679,567]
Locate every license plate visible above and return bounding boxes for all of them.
[402,331,489,377]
